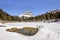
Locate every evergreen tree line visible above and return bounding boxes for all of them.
[0,9,21,22]
[0,9,60,22]
[34,11,60,22]
[22,10,60,22]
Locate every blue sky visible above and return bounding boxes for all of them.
[0,0,60,16]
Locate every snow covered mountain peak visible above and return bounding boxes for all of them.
[19,11,34,18]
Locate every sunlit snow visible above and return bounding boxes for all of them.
[0,22,60,40]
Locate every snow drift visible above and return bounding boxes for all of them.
[0,22,60,40]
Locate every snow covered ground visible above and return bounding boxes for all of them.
[0,22,60,40]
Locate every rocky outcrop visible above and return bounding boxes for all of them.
[6,27,38,36]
